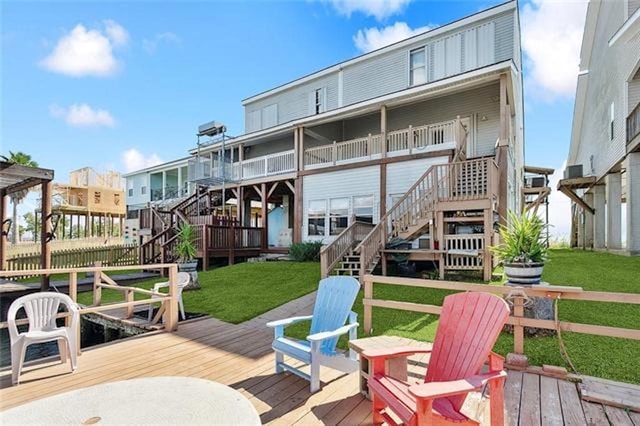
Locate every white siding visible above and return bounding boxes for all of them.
[570,0,640,178]
[262,104,278,129]
[386,157,449,200]
[303,166,380,241]
[126,173,150,207]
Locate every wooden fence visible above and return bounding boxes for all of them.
[362,274,640,359]
[5,244,138,275]
[0,263,180,336]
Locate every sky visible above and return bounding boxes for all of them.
[1,0,588,239]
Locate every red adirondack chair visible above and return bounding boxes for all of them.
[364,292,510,425]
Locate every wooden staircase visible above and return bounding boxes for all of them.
[320,157,499,282]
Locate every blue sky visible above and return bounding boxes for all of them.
[1,0,587,238]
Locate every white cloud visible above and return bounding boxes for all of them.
[320,0,411,21]
[40,20,128,77]
[104,19,129,46]
[521,0,588,99]
[543,161,571,241]
[50,103,116,127]
[121,149,163,173]
[354,22,434,53]
[142,32,181,54]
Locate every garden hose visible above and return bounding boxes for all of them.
[554,297,579,374]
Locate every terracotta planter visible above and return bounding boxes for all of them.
[503,262,544,285]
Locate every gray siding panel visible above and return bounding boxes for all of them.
[244,9,516,133]
[630,0,640,16]
[629,78,640,112]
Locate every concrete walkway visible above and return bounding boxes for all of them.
[241,291,317,329]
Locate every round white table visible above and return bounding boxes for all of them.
[1,376,261,425]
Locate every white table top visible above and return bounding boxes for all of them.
[1,376,261,425]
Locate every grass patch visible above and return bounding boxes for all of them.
[76,262,320,324]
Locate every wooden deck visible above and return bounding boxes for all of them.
[1,316,638,425]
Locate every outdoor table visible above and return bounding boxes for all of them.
[0,376,261,425]
[349,335,432,399]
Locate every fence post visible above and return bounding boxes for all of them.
[92,261,102,306]
[514,295,524,354]
[364,276,373,334]
[164,264,179,331]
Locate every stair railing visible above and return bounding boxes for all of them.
[319,221,375,278]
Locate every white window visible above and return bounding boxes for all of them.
[329,198,349,235]
[310,88,327,115]
[141,186,147,195]
[610,102,615,140]
[409,48,426,86]
[127,181,133,197]
[353,195,374,224]
[308,200,326,236]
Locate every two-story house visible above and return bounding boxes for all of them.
[562,0,640,255]
[135,0,524,280]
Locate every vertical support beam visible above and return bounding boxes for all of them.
[606,172,622,250]
[513,295,524,354]
[41,181,52,291]
[0,190,7,271]
[261,183,268,251]
[237,186,243,223]
[497,73,509,224]
[380,105,387,158]
[483,208,492,281]
[584,192,594,249]
[627,153,640,254]
[593,184,606,249]
[294,178,303,244]
[298,127,305,171]
[293,129,299,171]
[380,163,387,218]
[162,170,166,200]
[364,276,373,334]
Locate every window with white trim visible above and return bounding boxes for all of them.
[610,102,615,140]
[308,200,326,236]
[141,185,147,195]
[312,88,326,115]
[329,198,349,235]
[353,195,374,224]
[409,48,426,86]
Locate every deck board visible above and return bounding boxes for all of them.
[0,316,634,425]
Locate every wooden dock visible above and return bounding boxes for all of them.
[1,316,638,425]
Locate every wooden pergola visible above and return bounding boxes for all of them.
[0,161,55,291]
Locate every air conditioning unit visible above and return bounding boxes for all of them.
[198,121,226,137]
[564,164,583,179]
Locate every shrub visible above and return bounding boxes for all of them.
[491,210,548,264]
[288,241,323,262]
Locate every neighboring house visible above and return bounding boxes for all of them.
[123,157,192,244]
[562,0,640,255]
[132,1,525,279]
[48,167,125,240]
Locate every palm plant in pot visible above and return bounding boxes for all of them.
[491,210,548,285]
[174,222,199,289]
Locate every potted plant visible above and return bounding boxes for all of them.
[491,210,548,285]
[174,222,199,289]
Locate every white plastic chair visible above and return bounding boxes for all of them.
[8,292,80,385]
[147,272,190,322]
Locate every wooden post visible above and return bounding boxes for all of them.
[203,225,209,271]
[380,163,387,217]
[364,276,373,334]
[93,261,103,306]
[294,178,303,244]
[483,207,492,281]
[164,264,179,331]
[293,128,299,171]
[514,295,524,354]
[298,128,305,171]
[497,73,509,225]
[41,181,52,291]
[69,272,78,303]
[125,289,134,319]
[408,125,414,155]
[261,183,268,251]
[332,141,337,165]
[0,190,7,271]
[229,222,236,265]
[380,105,387,158]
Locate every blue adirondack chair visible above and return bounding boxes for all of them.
[266,276,360,393]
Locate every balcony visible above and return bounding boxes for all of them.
[304,120,459,169]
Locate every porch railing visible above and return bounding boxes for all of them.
[387,120,457,154]
[320,221,375,278]
[241,150,295,180]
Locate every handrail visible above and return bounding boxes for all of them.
[0,263,181,332]
[319,221,375,278]
[362,274,640,358]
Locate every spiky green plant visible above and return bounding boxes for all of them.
[491,210,548,264]
[175,222,198,262]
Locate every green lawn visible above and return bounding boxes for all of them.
[334,249,639,384]
[76,249,639,384]
[76,261,320,324]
